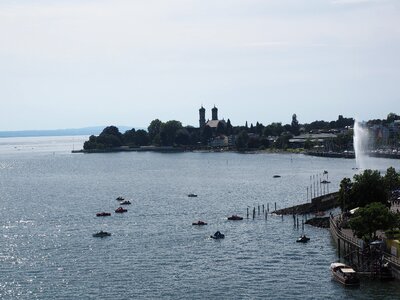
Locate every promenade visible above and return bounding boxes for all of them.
[330,214,400,279]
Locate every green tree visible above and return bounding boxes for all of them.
[338,178,353,211]
[263,123,284,137]
[384,167,400,193]
[160,120,182,146]
[201,125,213,145]
[175,128,190,146]
[349,170,388,209]
[148,119,163,144]
[226,119,233,135]
[236,130,249,150]
[83,135,98,150]
[291,113,300,136]
[349,202,397,241]
[123,128,136,145]
[134,129,149,146]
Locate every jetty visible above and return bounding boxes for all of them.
[273,192,339,215]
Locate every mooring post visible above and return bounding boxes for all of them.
[293,214,296,226]
[258,205,260,215]
[297,217,299,229]
[253,207,256,219]
[247,207,249,219]
[262,204,265,213]
[274,202,277,211]
[265,211,268,220]
[267,203,269,212]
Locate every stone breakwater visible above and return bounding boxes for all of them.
[273,192,339,215]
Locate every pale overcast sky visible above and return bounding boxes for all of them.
[1,0,399,130]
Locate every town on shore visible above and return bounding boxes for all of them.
[79,106,400,157]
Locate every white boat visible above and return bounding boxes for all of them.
[330,263,360,286]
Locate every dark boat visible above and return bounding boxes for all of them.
[273,175,281,178]
[116,196,125,201]
[96,212,111,217]
[192,220,207,226]
[296,235,310,243]
[321,180,331,184]
[115,207,128,213]
[330,263,360,286]
[120,200,131,205]
[210,231,225,239]
[227,215,243,221]
[188,193,198,197]
[93,231,111,238]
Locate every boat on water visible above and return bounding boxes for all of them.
[192,220,207,226]
[296,235,310,243]
[116,196,125,201]
[93,231,111,238]
[96,212,111,217]
[188,193,198,197]
[273,175,281,178]
[210,231,225,239]
[227,215,243,221]
[321,180,331,184]
[330,263,360,286]
[115,207,128,213]
[120,200,131,205]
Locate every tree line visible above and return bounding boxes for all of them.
[83,114,358,151]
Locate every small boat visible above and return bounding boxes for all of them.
[273,175,281,178]
[188,193,198,197]
[321,180,331,184]
[93,231,111,238]
[330,263,360,286]
[96,212,111,217]
[120,200,131,205]
[296,235,310,243]
[210,231,225,239]
[192,220,207,226]
[115,207,128,213]
[116,196,125,201]
[227,215,243,221]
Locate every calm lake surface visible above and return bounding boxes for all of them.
[1,136,400,299]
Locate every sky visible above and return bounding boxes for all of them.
[1,0,400,131]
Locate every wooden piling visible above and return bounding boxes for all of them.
[253,207,256,219]
[274,202,277,211]
[247,207,249,219]
[262,204,265,213]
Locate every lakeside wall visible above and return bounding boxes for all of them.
[273,192,339,215]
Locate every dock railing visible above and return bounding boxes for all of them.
[330,214,400,269]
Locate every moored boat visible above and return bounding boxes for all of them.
[120,200,131,205]
[210,231,225,239]
[227,215,243,221]
[296,235,310,243]
[93,231,111,238]
[192,220,207,226]
[330,263,360,286]
[115,207,128,213]
[96,212,111,217]
[188,193,198,197]
[116,196,125,201]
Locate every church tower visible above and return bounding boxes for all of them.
[199,106,206,128]
[211,105,218,121]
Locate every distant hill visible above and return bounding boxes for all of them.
[0,126,135,138]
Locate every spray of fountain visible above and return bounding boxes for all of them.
[353,120,370,170]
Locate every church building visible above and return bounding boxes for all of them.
[199,105,226,129]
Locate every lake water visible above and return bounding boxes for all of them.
[1,136,400,299]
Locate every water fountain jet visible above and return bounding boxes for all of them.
[353,120,370,170]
